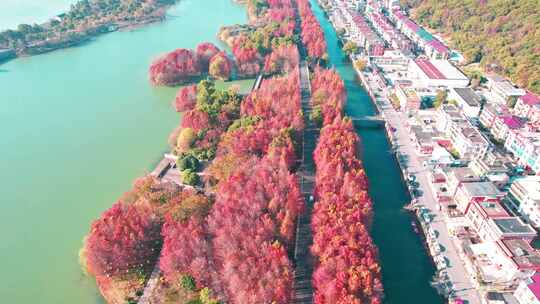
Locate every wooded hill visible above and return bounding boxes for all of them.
[401,0,540,94]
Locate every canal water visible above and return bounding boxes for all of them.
[309,1,443,303]
[0,1,246,303]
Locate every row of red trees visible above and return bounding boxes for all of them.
[158,70,306,303]
[310,69,384,303]
[298,0,327,61]
[232,0,300,77]
[149,42,232,86]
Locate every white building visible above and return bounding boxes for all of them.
[435,104,467,134]
[508,176,540,228]
[408,59,469,89]
[448,120,489,160]
[514,273,540,304]
[449,87,482,118]
[487,75,526,103]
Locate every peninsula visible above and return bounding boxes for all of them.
[0,0,178,61]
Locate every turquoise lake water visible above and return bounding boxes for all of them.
[0,1,246,303]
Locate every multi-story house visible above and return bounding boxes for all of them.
[487,74,526,104]
[508,176,540,228]
[514,273,540,304]
[448,87,482,118]
[504,129,540,173]
[454,181,503,214]
[479,103,510,129]
[448,120,489,160]
[491,115,525,142]
[469,151,511,188]
[514,91,540,122]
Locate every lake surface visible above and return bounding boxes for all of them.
[0,0,77,30]
[309,1,444,303]
[0,1,246,303]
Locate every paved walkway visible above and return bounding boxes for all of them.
[362,72,482,304]
[293,61,318,304]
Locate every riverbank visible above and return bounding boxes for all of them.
[309,0,445,303]
[0,1,178,63]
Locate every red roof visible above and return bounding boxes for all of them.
[500,115,525,129]
[415,59,446,79]
[404,20,420,32]
[428,40,449,54]
[528,273,540,301]
[521,91,540,105]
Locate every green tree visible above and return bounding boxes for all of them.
[342,41,358,56]
[177,153,200,172]
[181,169,200,186]
[433,90,447,109]
[180,275,197,291]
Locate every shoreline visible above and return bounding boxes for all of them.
[0,4,174,65]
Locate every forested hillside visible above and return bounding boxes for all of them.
[401,0,540,94]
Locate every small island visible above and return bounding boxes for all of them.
[0,0,178,61]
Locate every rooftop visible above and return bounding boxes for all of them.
[492,217,536,235]
[477,200,509,218]
[500,115,525,129]
[447,167,481,183]
[453,87,481,107]
[499,240,540,272]
[520,91,540,105]
[461,182,501,198]
[512,176,540,200]
[493,80,526,97]
[414,59,468,81]
[528,273,540,300]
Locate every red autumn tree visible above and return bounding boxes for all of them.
[298,0,328,61]
[311,67,347,124]
[263,44,300,75]
[311,116,384,303]
[149,49,201,86]
[196,42,221,72]
[85,202,161,278]
[209,52,232,80]
[174,85,197,112]
[206,156,303,303]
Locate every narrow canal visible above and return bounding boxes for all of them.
[309,1,443,303]
[0,1,246,303]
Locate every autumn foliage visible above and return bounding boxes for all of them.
[195,42,220,72]
[174,85,197,112]
[206,155,303,303]
[311,116,383,303]
[217,70,303,157]
[264,44,300,75]
[149,48,201,86]
[298,0,327,62]
[209,52,232,80]
[311,67,347,124]
[85,202,162,278]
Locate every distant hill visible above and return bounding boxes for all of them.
[401,0,540,94]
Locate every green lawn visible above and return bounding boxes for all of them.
[214,78,256,95]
